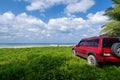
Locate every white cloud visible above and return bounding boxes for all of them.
[27,28,39,32]
[26,0,64,11]
[47,17,87,32]
[0,12,46,40]
[47,11,108,33]
[20,0,95,15]
[65,0,95,15]
[87,11,108,24]
[0,11,108,43]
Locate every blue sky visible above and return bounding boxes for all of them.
[0,0,112,43]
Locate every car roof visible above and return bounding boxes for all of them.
[81,36,118,40]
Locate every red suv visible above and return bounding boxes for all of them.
[72,36,120,66]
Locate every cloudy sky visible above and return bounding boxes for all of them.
[0,0,112,43]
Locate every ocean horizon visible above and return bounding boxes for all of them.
[0,43,76,47]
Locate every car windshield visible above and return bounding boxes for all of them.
[102,38,120,48]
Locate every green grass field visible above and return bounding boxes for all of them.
[0,47,120,80]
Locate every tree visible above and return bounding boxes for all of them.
[100,0,120,36]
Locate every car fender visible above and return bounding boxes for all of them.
[87,52,98,61]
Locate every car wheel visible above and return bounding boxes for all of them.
[111,43,120,58]
[72,49,76,56]
[87,55,98,66]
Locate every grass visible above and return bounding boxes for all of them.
[0,47,120,80]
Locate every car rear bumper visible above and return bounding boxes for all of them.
[102,57,120,62]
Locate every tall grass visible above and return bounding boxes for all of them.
[0,47,120,80]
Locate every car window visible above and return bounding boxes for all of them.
[93,39,99,47]
[78,40,85,46]
[85,40,93,46]
[103,38,120,48]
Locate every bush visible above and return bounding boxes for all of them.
[0,47,120,80]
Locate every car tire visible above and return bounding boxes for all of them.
[111,43,120,58]
[87,55,98,66]
[72,49,76,56]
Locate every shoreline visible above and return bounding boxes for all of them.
[0,45,73,48]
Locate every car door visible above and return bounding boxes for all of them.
[85,40,93,57]
[85,39,100,58]
[75,40,86,57]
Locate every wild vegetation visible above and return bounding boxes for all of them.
[0,47,120,80]
[100,0,120,36]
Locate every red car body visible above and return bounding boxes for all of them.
[72,36,120,66]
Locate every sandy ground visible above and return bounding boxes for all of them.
[0,45,73,48]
